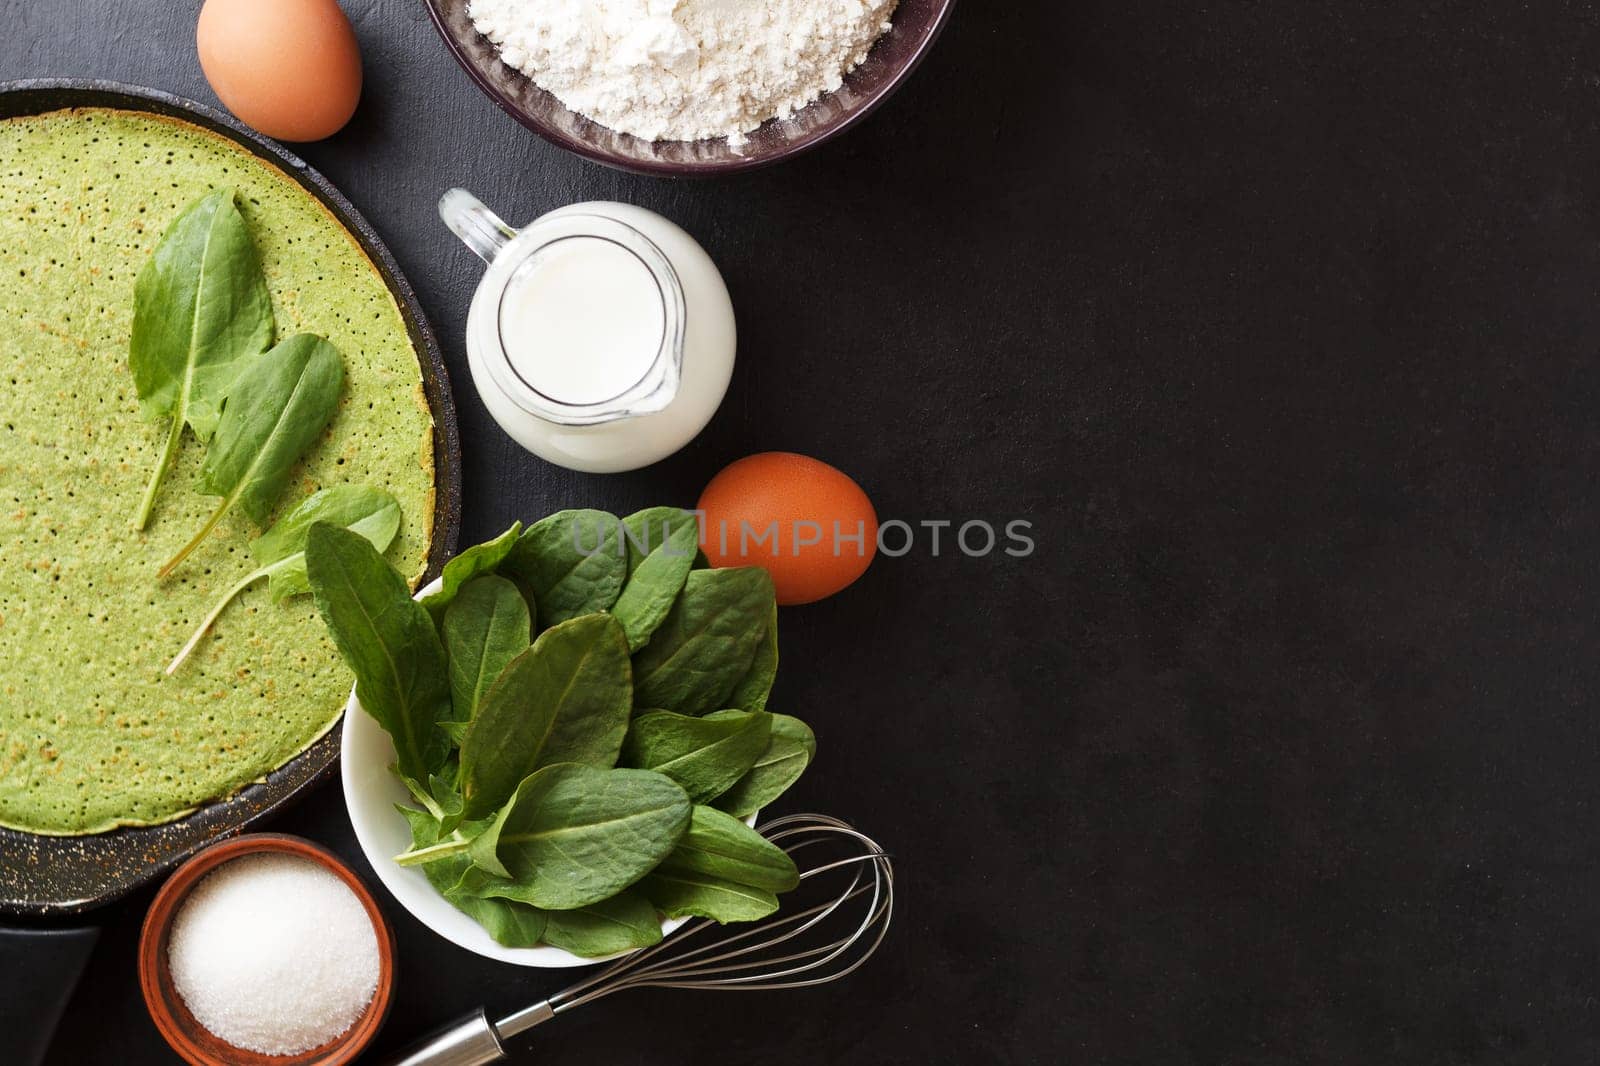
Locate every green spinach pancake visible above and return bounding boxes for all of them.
[0,109,435,834]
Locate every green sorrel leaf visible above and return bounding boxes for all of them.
[631,568,776,715]
[613,508,700,651]
[442,575,531,724]
[468,763,690,910]
[251,485,401,602]
[159,333,344,576]
[129,188,273,529]
[620,709,771,804]
[638,807,796,923]
[541,889,663,957]
[655,805,798,892]
[457,614,633,820]
[725,603,779,713]
[166,485,400,674]
[419,523,523,619]
[712,713,816,819]
[307,523,449,782]
[505,509,625,630]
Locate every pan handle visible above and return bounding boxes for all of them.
[0,925,100,1066]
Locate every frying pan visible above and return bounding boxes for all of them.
[0,79,463,917]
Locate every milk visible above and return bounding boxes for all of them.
[498,236,664,406]
[443,191,737,474]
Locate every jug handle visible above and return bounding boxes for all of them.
[440,188,517,264]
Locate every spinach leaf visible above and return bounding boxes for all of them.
[158,334,344,577]
[641,870,779,924]
[129,189,274,530]
[467,763,690,910]
[621,710,771,804]
[430,768,467,834]
[397,805,461,892]
[459,868,542,905]
[712,713,816,819]
[639,806,798,924]
[398,804,489,902]
[505,510,625,630]
[166,485,400,674]
[457,614,633,820]
[401,806,546,946]
[307,523,450,782]
[612,509,700,651]
[621,506,706,573]
[631,568,776,715]
[449,892,548,948]
[402,765,467,832]
[394,818,492,868]
[541,890,663,957]
[251,486,402,602]
[725,603,779,713]
[419,523,523,619]
[657,805,799,892]
[401,774,443,818]
[451,873,661,955]
[442,575,531,724]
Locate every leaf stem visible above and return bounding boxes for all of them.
[393,835,472,867]
[135,416,184,531]
[157,494,233,579]
[401,776,447,821]
[165,568,266,675]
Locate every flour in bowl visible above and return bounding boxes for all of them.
[468,0,900,145]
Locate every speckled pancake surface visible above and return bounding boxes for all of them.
[0,108,435,835]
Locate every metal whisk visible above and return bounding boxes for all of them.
[385,813,895,1065]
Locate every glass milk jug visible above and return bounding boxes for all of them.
[440,189,737,473]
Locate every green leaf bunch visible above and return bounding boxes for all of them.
[306,508,817,956]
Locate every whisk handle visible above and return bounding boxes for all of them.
[380,1008,509,1066]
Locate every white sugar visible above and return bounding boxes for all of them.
[167,853,380,1056]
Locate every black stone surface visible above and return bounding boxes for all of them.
[6,2,1600,1063]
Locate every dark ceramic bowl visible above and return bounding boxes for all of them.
[421,0,957,176]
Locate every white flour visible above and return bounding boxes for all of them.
[468,0,899,145]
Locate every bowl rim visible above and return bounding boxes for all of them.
[341,575,757,968]
[419,0,960,177]
[137,833,397,1066]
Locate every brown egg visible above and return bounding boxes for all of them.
[698,452,880,606]
[197,0,363,142]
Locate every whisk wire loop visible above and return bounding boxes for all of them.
[497,814,894,1038]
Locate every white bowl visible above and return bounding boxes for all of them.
[341,576,749,967]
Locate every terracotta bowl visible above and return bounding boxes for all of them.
[420,0,959,176]
[138,834,396,1066]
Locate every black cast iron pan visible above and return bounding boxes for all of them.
[0,79,463,917]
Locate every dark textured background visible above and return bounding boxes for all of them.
[7,1,1600,1063]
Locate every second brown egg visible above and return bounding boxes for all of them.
[197,0,363,143]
